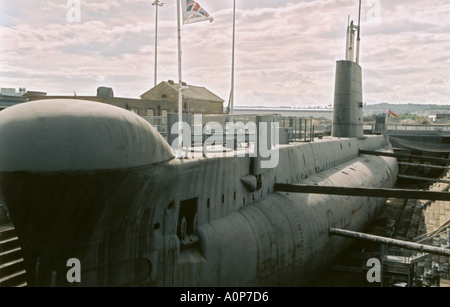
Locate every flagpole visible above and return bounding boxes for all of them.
[229,0,236,115]
[152,1,164,87]
[176,0,212,153]
[177,0,183,155]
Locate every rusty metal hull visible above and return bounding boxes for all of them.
[0,99,398,286]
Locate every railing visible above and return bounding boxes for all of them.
[142,116,168,136]
[387,124,450,134]
[364,123,450,135]
[142,113,315,146]
[279,117,314,142]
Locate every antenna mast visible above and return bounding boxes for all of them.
[227,0,236,115]
[345,1,362,63]
[355,0,362,64]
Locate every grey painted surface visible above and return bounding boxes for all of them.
[0,99,397,286]
[332,60,364,138]
[0,99,175,172]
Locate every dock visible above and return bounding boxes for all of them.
[312,170,450,287]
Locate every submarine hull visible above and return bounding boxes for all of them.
[0,100,398,286]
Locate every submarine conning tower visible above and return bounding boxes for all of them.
[332,2,364,138]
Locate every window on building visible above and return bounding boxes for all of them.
[147,109,155,116]
[130,108,139,114]
[161,110,168,117]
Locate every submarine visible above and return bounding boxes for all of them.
[0,4,398,287]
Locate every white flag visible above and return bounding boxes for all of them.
[181,0,214,25]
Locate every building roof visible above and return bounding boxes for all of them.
[22,91,47,98]
[141,81,224,103]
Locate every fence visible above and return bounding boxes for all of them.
[142,113,314,147]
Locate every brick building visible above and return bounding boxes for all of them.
[140,80,224,114]
[27,95,176,117]
[22,81,224,117]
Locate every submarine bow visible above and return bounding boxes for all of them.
[0,99,174,286]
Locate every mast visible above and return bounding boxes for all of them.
[355,0,362,64]
[345,0,362,64]
[227,0,236,115]
[177,0,183,154]
[345,16,351,60]
[346,20,355,61]
[152,1,164,87]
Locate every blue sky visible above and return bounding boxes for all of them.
[0,0,449,107]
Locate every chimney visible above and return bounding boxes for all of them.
[168,80,174,85]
